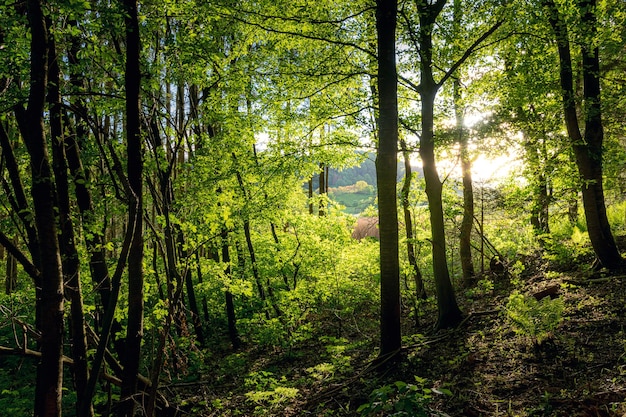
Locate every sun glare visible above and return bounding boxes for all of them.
[471,153,521,183]
[411,150,522,184]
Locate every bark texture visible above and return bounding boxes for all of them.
[121,0,145,413]
[25,0,65,415]
[376,0,402,356]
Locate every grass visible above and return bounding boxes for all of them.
[330,189,376,215]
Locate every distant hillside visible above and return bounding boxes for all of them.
[328,155,376,187]
[322,153,423,215]
[328,181,376,215]
[327,153,420,188]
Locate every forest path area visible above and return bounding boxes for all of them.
[180,264,626,416]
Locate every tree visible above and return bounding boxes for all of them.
[376,0,402,357]
[415,0,463,329]
[23,0,65,414]
[543,0,623,270]
[492,10,578,238]
[452,0,475,286]
[455,77,476,285]
[400,138,426,300]
[399,0,503,328]
[120,0,145,413]
[46,18,91,416]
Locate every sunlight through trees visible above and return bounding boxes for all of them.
[0,0,625,415]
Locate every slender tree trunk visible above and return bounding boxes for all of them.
[376,0,401,358]
[319,163,326,216]
[568,194,579,225]
[243,217,272,318]
[47,27,92,417]
[179,232,205,346]
[544,0,623,270]
[121,0,144,412]
[25,1,65,414]
[524,138,551,235]
[537,174,550,233]
[400,139,426,299]
[66,19,114,313]
[233,155,267,306]
[220,231,241,350]
[452,0,475,287]
[418,2,463,329]
[5,236,17,295]
[308,178,314,214]
[454,80,476,286]
[195,251,210,322]
[0,237,18,295]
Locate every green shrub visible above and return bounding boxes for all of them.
[357,377,450,417]
[505,291,564,345]
[244,371,299,415]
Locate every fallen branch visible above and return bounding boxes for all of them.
[458,309,501,328]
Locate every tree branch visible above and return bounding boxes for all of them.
[227,4,376,26]
[0,230,40,280]
[398,74,422,94]
[438,19,505,87]
[220,11,376,60]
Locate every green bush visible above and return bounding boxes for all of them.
[505,290,564,345]
[357,377,450,417]
[244,370,299,415]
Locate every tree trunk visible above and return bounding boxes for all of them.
[66,19,114,313]
[121,0,145,412]
[47,26,92,417]
[308,178,314,214]
[418,2,463,329]
[538,174,550,233]
[568,194,579,225]
[544,0,623,270]
[454,80,476,286]
[319,163,326,216]
[400,139,426,299]
[5,236,17,295]
[233,155,268,308]
[376,0,401,357]
[25,1,65,414]
[195,251,211,322]
[180,231,205,346]
[220,231,241,350]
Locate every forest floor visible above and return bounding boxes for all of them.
[176,256,626,417]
